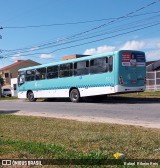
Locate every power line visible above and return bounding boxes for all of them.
[1,0,160,56]
[2,10,160,29]
[2,13,160,57]
[3,21,160,58]
[58,0,160,43]
[2,9,160,54]
[2,18,114,29]
[24,22,160,56]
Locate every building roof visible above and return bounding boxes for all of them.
[146,61,156,66]
[0,60,40,71]
[146,59,160,71]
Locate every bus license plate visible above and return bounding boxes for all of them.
[131,80,137,84]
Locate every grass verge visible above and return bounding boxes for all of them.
[113,91,160,98]
[0,96,18,101]
[0,115,160,160]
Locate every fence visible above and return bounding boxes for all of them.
[146,70,160,91]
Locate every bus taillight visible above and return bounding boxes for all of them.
[119,76,124,85]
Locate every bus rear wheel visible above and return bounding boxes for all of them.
[70,89,81,103]
[27,91,37,102]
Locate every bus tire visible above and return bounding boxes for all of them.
[69,89,81,103]
[27,91,37,102]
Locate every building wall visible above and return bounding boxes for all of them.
[0,70,10,84]
[11,78,18,97]
[62,54,90,60]
[9,60,40,78]
[0,60,40,85]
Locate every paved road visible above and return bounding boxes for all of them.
[0,99,160,128]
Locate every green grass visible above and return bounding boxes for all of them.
[0,115,160,161]
[1,92,160,167]
[0,96,18,100]
[114,91,160,98]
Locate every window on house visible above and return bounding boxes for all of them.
[13,84,17,90]
[5,73,9,78]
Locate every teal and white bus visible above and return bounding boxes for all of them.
[18,50,146,102]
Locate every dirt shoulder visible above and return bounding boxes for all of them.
[15,111,160,129]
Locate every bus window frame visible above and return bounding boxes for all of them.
[47,65,59,79]
[74,60,89,76]
[59,63,73,78]
[25,69,36,81]
[90,57,109,74]
[35,67,47,80]
[109,56,113,72]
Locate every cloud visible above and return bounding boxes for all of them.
[40,54,54,59]
[83,45,116,55]
[11,53,22,60]
[143,38,160,49]
[30,46,39,51]
[146,50,160,61]
[120,40,145,50]
[157,43,160,48]
[82,38,160,60]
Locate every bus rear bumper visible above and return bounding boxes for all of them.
[115,85,146,93]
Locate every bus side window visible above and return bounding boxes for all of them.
[90,60,94,66]
[59,63,73,78]
[109,56,113,72]
[36,68,46,80]
[90,57,108,74]
[74,61,89,76]
[26,70,35,81]
[47,65,58,79]
[74,63,77,69]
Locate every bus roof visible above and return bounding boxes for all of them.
[18,50,145,71]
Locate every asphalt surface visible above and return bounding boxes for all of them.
[0,98,160,128]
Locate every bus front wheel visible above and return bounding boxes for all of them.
[70,89,81,103]
[27,91,37,102]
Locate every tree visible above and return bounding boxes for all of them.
[0,75,4,97]
[0,75,4,85]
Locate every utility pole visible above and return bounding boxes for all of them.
[0,27,3,97]
[0,54,1,98]
[0,26,3,39]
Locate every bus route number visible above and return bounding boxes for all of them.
[106,77,111,82]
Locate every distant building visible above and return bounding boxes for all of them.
[0,60,40,85]
[146,60,160,91]
[62,54,90,61]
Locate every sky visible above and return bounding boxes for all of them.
[0,0,160,68]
